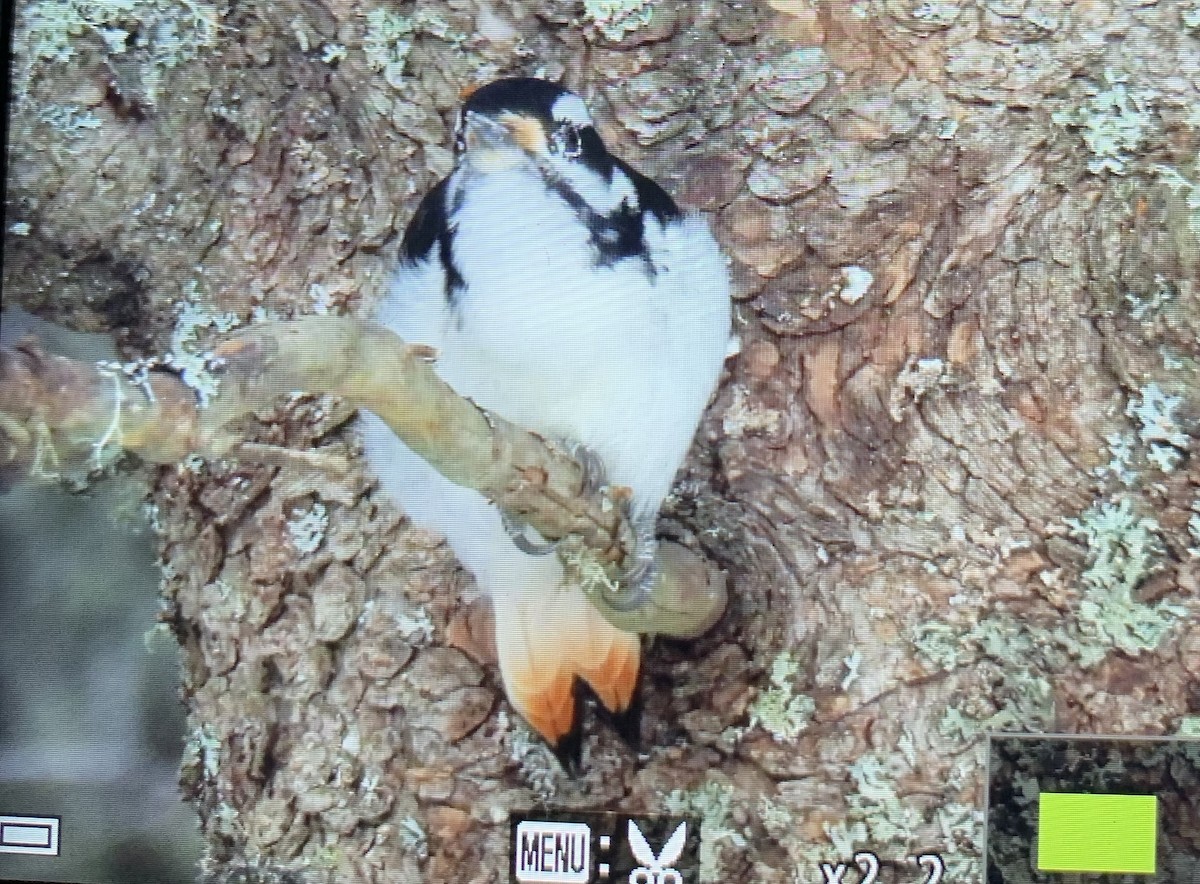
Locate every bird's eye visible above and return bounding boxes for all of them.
[551,123,582,159]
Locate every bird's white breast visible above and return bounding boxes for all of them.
[374,167,731,517]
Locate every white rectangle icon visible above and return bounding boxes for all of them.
[0,815,61,856]
[514,820,590,883]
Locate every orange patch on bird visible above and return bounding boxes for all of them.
[514,669,578,746]
[579,631,639,713]
[501,113,548,154]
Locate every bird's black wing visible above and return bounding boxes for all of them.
[400,177,465,302]
[612,156,680,226]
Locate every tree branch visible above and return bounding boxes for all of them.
[0,316,725,638]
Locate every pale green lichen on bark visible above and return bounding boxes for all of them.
[397,816,428,861]
[361,5,465,88]
[746,651,816,742]
[162,290,242,408]
[910,490,1187,745]
[13,0,221,107]
[662,779,744,884]
[1065,496,1186,663]
[1052,68,1157,176]
[823,751,983,883]
[582,0,655,40]
[1125,383,1189,473]
[285,500,328,555]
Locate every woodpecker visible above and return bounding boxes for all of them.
[360,77,731,768]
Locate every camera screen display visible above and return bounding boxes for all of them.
[1,2,1197,883]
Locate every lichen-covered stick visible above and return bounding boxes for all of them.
[0,316,726,641]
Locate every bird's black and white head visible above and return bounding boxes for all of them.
[400,77,681,285]
[455,79,594,164]
[452,78,663,221]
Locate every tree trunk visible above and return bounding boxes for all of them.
[4,1,1197,882]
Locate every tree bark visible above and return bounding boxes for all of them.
[3,1,1197,882]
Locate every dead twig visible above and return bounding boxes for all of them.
[0,316,725,637]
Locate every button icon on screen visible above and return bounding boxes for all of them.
[514,820,591,883]
[0,814,62,856]
[510,810,698,884]
[1037,792,1157,875]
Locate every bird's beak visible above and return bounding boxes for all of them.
[463,111,511,152]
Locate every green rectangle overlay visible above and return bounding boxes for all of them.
[1037,792,1157,874]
